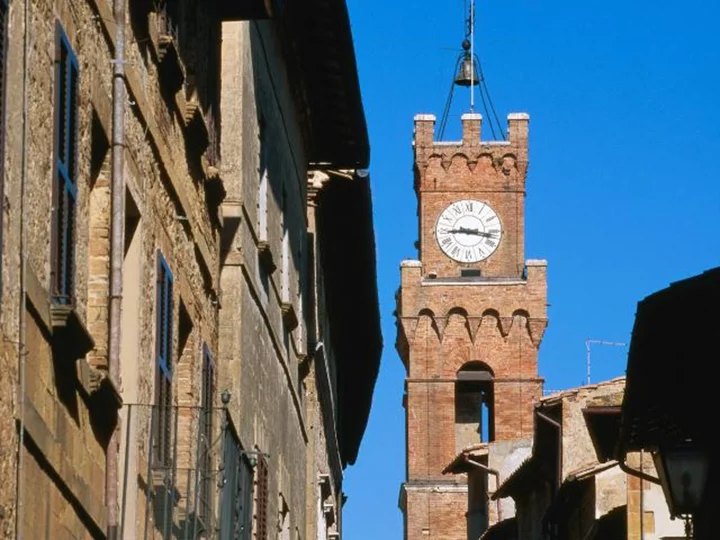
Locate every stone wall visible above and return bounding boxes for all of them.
[0,0,222,537]
[219,20,309,540]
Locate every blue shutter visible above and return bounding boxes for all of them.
[53,24,79,304]
[156,251,174,379]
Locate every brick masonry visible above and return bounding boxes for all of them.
[397,113,548,539]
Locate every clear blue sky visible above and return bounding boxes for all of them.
[341,1,720,538]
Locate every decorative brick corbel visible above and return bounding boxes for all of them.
[468,317,482,343]
[399,317,419,346]
[434,316,447,341]
[498,316,514,337]
[528,318,548,347]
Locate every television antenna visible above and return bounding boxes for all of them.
[585,339,627,385]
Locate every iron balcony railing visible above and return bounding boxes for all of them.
[118,403,254,540]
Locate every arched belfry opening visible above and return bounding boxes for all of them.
[455,361,495,452]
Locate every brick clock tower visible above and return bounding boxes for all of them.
[395,112,548,539]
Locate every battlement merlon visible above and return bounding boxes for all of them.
[413,112,529,163]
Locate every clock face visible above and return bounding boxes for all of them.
[435,199,503,263]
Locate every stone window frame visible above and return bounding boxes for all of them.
[51,22,80,306]
[154,250,175,468]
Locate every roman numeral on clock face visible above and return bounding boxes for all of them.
[435,199,503,263]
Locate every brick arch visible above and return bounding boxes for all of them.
[456,360,495,379]
[473,153,495,174]
[424,155,445,189]
[508,309,530,337]
[415,308,440,343]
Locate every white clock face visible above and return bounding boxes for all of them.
[435,199,503,263]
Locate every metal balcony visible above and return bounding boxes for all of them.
[118,403,254,540]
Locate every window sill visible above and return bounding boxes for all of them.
[50,302,95,359]
[25,268,94,359]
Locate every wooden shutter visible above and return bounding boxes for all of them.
[255,455,269,540]
[52,24,79,304]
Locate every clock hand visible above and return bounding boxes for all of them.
[445,227,499,237]
[453,227,482,235]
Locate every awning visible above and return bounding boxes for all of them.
[221,0,370,169]
[316,174,382,466]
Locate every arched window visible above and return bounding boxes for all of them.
[455,362,495,451]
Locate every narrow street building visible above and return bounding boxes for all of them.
[487,378,684,539]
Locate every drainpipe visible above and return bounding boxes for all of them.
[107,0,127,538]
[618,457,659,484]
[463,457,503,522]
[15,0,31,537]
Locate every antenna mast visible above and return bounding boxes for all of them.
[585,339,627,385]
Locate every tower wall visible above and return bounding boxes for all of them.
[398,114,547,540]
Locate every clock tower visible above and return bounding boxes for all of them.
[396,112,548,539]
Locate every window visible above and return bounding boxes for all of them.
[219,439,254,540]
[255,454,269,540]
[199,344,215,527]
[258,119,269,244]
[154,251,174,468]
[455,362,495,452]
[51,24,80,305]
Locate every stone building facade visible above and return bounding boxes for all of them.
[483,378,685,540]
[0,1,381,539]
[396,112,548,540]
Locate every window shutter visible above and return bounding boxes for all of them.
[52,25,79,304]
[255,455,269,540]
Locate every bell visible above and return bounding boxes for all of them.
[454,55,480,87]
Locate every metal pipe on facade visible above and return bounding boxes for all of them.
[463,457,503,522]
[15,0,32,537]
[107,0,127,537]
[618,457,660,485]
